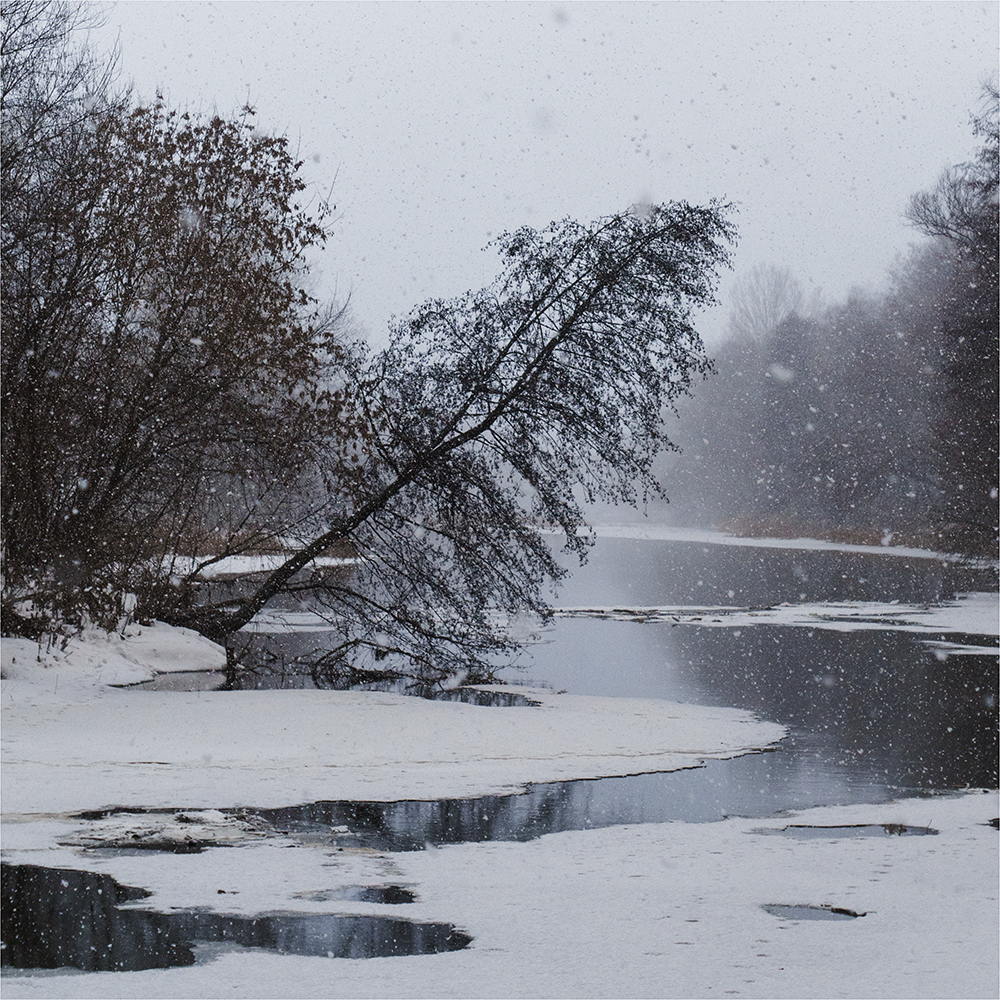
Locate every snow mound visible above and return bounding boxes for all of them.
[1,621,225,701]
[2,623,786,815]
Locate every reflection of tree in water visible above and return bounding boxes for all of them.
[223,629,539,703]
[222,632,411,692]
[259,782,594,852]
[1,864,185,972]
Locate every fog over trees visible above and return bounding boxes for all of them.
[665,83,998,556]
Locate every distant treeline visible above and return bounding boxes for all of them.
[665,84,998,556]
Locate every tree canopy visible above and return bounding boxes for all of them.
[172,204,736,685]
[907,81,999,552]
[2,1,351,633]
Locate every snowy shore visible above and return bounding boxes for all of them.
[2,618,996,998]
[3,791,996,999]
[1,623,785,814]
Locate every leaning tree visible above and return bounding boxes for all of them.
[168,203,737,686]
[2,6,736,675]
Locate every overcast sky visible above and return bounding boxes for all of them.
[94,1,997,344]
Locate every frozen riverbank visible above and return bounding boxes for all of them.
[1,623,785,814]
[2,611,996,998]
[3,791,996,999]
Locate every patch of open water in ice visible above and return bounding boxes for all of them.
[762,903,866,921]
[0,864,470,973]
[243,734,970,853]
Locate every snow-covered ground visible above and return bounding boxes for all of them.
[2,791,996,999]
[2,605,997,998]
[555,591,1000,657]
[584,523,981,561]
[1,623,783,814]
[168,553,357,579]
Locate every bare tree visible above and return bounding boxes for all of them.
[906,80,999,553]
[1,0,119,170]
[907,80,999,252]
[169,203,737,685]
[2,3,737,681]
[726,263,807,343]
[2,7,354,633]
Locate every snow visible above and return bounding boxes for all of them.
[555,591,1000,653]
[582,523,965,561]
[168,554,357,579]
[1,622,225,698]
[2,792,995,999]
[1,623,785,815]
[2,616,996,998]
[241,609,345,632]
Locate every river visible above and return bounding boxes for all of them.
[235,533,997,845]
[4,532,997,975]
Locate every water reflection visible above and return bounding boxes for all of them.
[253,735,946,854]
[1,864,470,972]
[523,618,998,789]
[553,536,996,607]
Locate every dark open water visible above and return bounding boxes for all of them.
[242,536,997,849]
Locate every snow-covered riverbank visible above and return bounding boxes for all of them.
[3,791,996,999]
[2,619,996,998]
[1,623,784,813]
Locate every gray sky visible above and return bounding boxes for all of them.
[95,1,997,344]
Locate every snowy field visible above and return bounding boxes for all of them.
[2,594,997,998]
